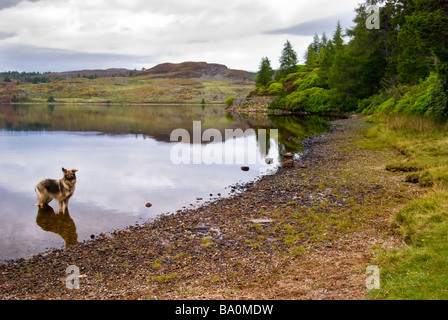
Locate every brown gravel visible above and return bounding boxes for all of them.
[0,115,419,300]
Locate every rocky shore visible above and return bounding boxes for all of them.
[0,115,418,300]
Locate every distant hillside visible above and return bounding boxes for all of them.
[0,62,254,104]
[139,62,251,81]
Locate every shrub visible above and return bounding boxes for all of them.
[427,78,448,119]
[358,93,389,114]
[267,82,286,97]
[269,87,331,112]
[293,69,320,91]
[224,96,234,107]
[283,90,309,110]
[376,97,396,114]
[306,88,331,112]
[358,73,447,120]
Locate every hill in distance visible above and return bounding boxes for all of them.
[140,61,252,80]
[0,61,255,104]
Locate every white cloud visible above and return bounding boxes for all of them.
[0,0,361,72]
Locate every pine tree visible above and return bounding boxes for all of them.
[305,34,325,67]
[392,0,447,83]
[311,34,321,59]
[255,57,274,87]
[317,23,343,88]
[277,40,298,80]
[318,33,328,58]
[316,40,333,87]
[328,5,388,110]
[332,21,344,51]
[305,44,317,67]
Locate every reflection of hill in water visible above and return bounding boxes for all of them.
[1,104,246,141]
[0,104,336,151]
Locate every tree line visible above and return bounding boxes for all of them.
[255,0,448,119]
[2,71,52,84]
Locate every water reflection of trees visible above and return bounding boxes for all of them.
[0,104,248,141]
[268,114,333,153]
[229,112,335,157]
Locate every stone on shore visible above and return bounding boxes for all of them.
[282,159,294,168]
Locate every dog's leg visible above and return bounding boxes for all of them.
[58,200,63,212]
[35,201,47,209]
[64,199,69,210]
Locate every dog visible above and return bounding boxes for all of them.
[35,168,78,212]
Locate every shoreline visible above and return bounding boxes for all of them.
[225,104,350,117]
[3,101,349,118]
[1,101,226,106]
[0,114,417,300]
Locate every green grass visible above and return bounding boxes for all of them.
[365,114,448,299]
[367,115,448,188]
[371,190,448,299]
[148,273,180,283]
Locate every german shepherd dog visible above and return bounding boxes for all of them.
[35,168,78,212]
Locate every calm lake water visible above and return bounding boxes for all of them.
[0,104,333,261]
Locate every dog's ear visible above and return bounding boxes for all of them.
[62,167,67,173]
[72,169,78,173]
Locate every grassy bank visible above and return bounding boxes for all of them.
[364,115,448,299]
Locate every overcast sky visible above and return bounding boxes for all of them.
[0,0,361,72]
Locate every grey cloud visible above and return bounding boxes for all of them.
[0,31,16,39]
[0,0,39,10]
[265,11,356,36]
[0,43,154,72]
[0,0,22,10]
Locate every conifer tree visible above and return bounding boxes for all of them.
[332,21,344,50]
[276,40,298,80]
[305,44,317,67]
[255,57,273,87]
[311,34,321,58]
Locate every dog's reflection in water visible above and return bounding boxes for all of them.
[36,205,79,248]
